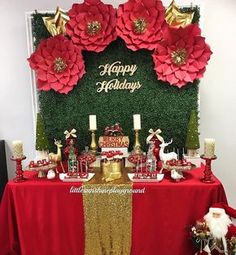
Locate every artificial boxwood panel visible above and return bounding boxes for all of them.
[32,9,200,154]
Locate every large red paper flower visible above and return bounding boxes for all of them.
[116,0,166,51]
[66,0,117,52]
[28,35,85,94]
[152,24,212,88]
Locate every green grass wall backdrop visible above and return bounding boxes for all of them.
[32,8,200,154]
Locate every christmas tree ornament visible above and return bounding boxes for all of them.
[185,110,200,157]
[165,0,195,28]
[42,7,69,36]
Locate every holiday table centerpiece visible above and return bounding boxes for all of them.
[98,123,129,156]
[101,150,123,182]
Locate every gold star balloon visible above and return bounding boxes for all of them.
[165,0,195,28]
[42,7,69,36]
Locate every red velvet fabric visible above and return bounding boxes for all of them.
[132,168,227,255]
[0,167,227,255]
[0,181,85,255]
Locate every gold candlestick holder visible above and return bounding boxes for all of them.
[133,129,142,154]
[90,129,97,154]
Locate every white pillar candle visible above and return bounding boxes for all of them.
[89,115,97,130]
[12,140,24,159]
[204,138,215,158]
[133,114,141,130]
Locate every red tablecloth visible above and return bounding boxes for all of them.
[0,167,227,255]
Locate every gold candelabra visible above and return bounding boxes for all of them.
[133,129,142,154]
[90,130,97,154]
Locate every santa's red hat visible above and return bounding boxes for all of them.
[209,202,236,218]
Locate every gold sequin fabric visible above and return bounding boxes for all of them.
[82,172,132,255]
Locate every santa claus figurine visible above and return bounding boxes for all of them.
[192,203,236,255]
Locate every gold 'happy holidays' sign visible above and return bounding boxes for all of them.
[96,61,142,93]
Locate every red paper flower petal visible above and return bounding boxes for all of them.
[59,84,75,94]
[116,0,165,51]
[28,35,85,94]
[152,24,212,88]
[66,0,117,52]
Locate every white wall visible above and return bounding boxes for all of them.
[0,0,235,207]
[199,0,236,208]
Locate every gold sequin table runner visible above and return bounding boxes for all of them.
[82,171,132,255]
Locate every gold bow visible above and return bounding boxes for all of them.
[146,129,164,144]
[64,128,77,139]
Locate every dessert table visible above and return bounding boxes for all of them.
[0,166,227,255]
